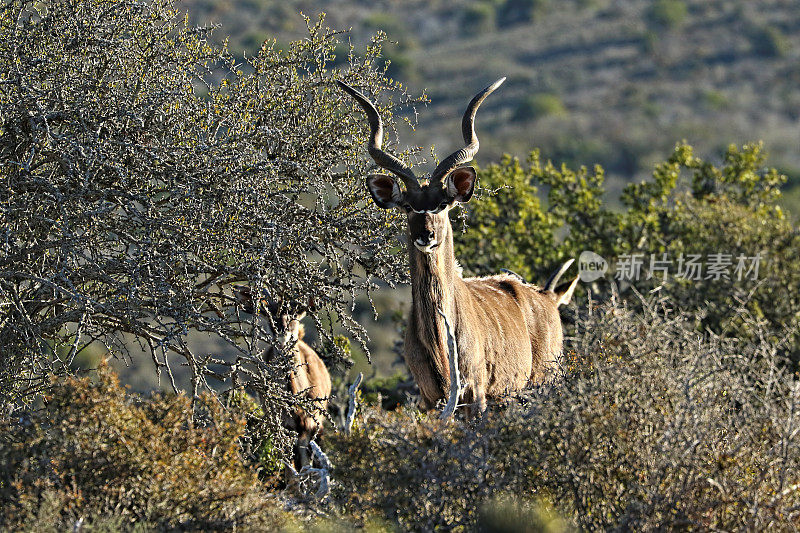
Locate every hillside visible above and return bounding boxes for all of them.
[94,0,800,389]
[182,0,800,199]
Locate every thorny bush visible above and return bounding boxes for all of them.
[0,363,292,530]
[0,0,419,458]
[327,300,800,531]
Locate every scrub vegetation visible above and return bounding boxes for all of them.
[1,0,799,530]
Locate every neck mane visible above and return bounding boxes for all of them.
[407,219,461,393]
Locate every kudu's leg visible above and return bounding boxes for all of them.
[473,391,487,417]
[294,432,312,471]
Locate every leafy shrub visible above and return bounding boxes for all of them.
[641,29,660,55]
[363,13,406,38]
[463,2,497,34]
[750,25,791,58]
[359,372,416,410]
[381,49,418,83]
[512,93,567,122]
[477,495,569,533]
[0,364,290,530]
[647,0,688,29]
[327,301,800,530]
[702,88,729,110]
[452,154,559,282]
[454,142,800,362]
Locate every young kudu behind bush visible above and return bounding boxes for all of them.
[338,78,578,415]
[235,287,331,469]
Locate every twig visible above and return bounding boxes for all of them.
[437,307,461,420]
[345,372,363,435]
[309,440,332,500]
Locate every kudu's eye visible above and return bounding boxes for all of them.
[438,201,448,210]
[402,203,412,212]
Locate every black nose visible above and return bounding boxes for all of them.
[420,230,434,242]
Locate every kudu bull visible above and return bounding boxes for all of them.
[235,287,331,469]
[338,78,578,415]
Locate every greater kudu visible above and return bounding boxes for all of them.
[235,287,331,469]
[338,78,578,415]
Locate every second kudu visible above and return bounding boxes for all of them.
[338,78,578,415]
[235,286,331,469]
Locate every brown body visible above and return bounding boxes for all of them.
[338,78,578,414]
[235,287,331,468]
[282,323,331,469]
[404,211,571,412]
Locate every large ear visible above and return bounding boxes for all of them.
[366,174,403,209]
[233,285,263,315]
[444,166,477,203]
[554,275,580,307]
[233,285,255,313]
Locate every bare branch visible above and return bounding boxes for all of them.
[345,372,363,436]
[437,308,461,420]
[310,440,332,500]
